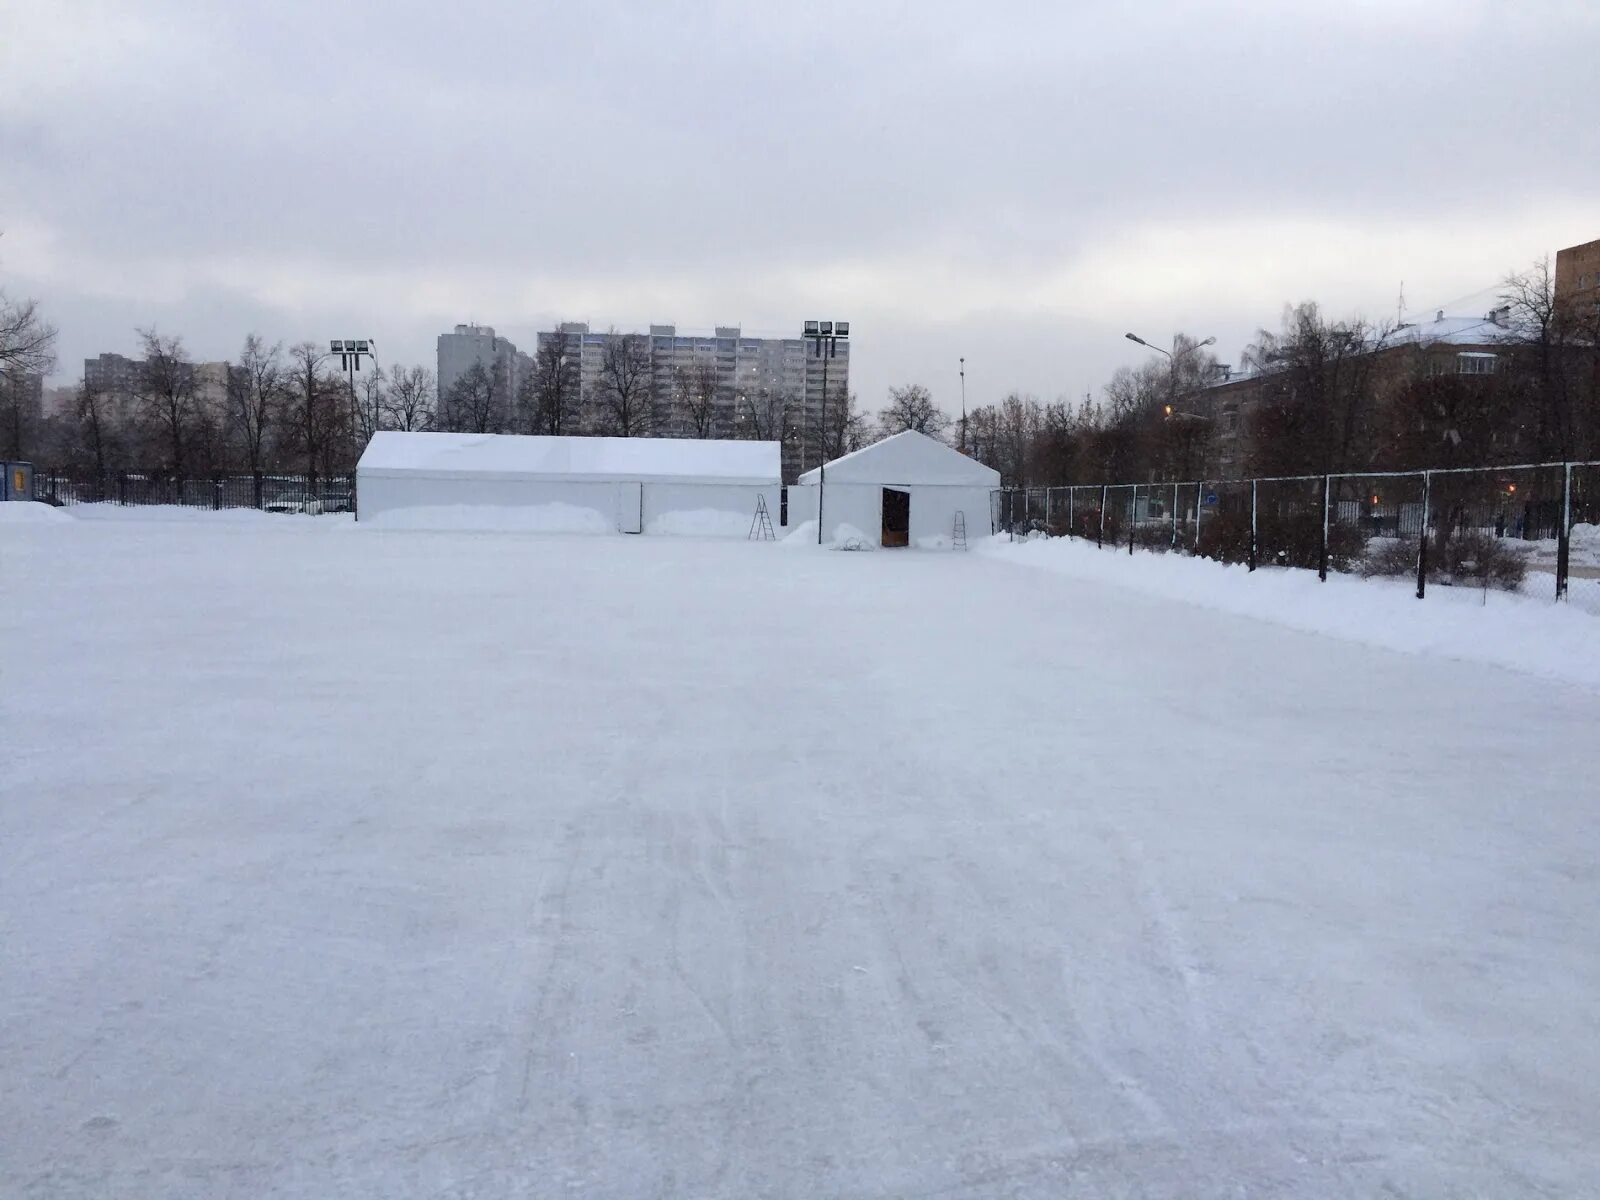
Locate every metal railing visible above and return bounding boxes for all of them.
[32,468,357,515]
[993,460,1600,601]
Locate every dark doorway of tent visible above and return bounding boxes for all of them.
[881,487,910,547]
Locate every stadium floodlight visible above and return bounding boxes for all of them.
[802,319,851,544]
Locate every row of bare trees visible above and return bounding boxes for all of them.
[15,328,442,478]
[960,260,1600,487]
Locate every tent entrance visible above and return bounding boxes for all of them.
[881,488,910,548]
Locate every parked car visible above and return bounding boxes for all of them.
[264,496,324,515]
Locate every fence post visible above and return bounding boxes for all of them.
[1129,485,1136,555]
[213,473,222,511]
[1068,488,1075,538]
[1045,487,1053,534]
[1170,482,1178,549]
[1416,470,1431,600]
[1249,479,1258,572]
[254,472,263,510]
[119,471,128,506]
[1556,462,1571,601]
[1318,474,1330,582]
[1194,481,1204,553]
[1098,485,1107,548]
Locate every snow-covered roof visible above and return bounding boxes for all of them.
[1384,313,1519,349]
[797,430,1001,488]
[358,432,780,484]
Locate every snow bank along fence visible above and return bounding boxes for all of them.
[31,468,357,514]
[993,459,1600,601]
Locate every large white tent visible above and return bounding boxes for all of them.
[357,432,781,535]
[789,430,999,547]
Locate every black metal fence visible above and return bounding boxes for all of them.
[993,460,1600,602]
[32,468,356,515]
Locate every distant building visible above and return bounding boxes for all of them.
[1554,237,1600,310]
[1192,308,1523,478]
[535,323,849,481]
[436,324,524,409]
[84,352,148,396]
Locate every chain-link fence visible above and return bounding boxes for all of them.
[994,460,1600,602]
[32,468,357,515]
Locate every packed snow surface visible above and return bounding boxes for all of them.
[362,501,614,535]
[644,507,753,537]
[981,532,1600,692]
[4,514,1600,1198]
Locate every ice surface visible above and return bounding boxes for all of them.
[4,514,1599,1198]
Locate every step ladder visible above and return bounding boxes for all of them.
[953,510,968,551]
[748,494,775,541]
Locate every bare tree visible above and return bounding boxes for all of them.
[439,360,511,433]
[821,385,870,460]
[525,335,579,435]
[1500,258,1595,461]
[383,365,436,432]
[596,332,652,436]
[284,342,345,480]
[354,365,386,446]
[674,361,720,438]
[0,290,57,382]
[73,375,120,478]
[234,334,282,474]
[136,328,197,474]
[876,383,951,440]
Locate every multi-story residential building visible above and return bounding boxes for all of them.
[84,352,150,396]
[1554,237,1600,311]
[436,324,525,410]
[534,323,849,480]
[1190,308,1524,478]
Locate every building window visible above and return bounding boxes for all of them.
[1456,353,1498,376]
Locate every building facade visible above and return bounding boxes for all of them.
[436,324,528,415]
[1555,237,1600,311]
[534,323,849,481]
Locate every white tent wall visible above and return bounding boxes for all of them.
[355,433,782,536]
[789,482,995,546]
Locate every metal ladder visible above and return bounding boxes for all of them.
[748,494,776,541]
[953,510,968,551]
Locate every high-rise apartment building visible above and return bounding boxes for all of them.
[534,323,849,480]
[436,324,528,409]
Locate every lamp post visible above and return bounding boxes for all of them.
[958,356,968,453]
[1125,331,1215,477]
[803,319,849,544]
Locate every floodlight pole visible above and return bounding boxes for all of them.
[804,320,849,544]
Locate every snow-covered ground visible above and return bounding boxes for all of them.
[4,511,1599,1198]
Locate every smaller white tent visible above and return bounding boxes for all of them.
[790,430,999,547]
[357,432,781,535]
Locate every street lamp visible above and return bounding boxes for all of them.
[1126,332,1216,483]
[802,319,849,544]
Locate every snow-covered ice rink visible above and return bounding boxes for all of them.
[4,511,1599,1198]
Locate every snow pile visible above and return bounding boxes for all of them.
[645,507,753,538]
[980,533,1600,693]
[64,503,327,525]
[1571,522,1600,565]
[0,502,71,525]
[362,502,613,534]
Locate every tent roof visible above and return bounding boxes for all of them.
[358,432,780,484]
[796,429,1001,487]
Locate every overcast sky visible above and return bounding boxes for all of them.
[2,0,1594,416]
